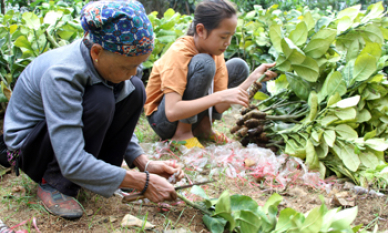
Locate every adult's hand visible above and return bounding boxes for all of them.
[146,161,184,183]
[144,174,177,203]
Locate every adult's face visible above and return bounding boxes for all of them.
[91,44,151,83]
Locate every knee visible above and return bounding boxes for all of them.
[226,58,249,88]
[190,54,216,77]
[228,58,249,76]
[83,85,115,121]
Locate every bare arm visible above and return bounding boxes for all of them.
[214,63,277,113]
[165,89,249,122]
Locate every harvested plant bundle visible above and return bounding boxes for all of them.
[231,2,388,189]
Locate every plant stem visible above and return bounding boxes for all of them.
[266,110,308,121]
[33,30,42,55]
[176,193,213,216]
[44,30,60,49]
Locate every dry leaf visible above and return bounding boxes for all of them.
[332,191,356,207]
[121,214,155,229]
[244,159,256,167]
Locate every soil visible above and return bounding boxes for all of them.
[0,110,388,233]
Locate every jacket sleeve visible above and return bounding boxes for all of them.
[40,66,127,197]
[123,134,144,168]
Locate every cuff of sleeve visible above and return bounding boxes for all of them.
[124,143,144,169]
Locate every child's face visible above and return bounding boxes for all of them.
[201,15,237,56]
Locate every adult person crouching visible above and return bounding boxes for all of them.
[2,1,183,219]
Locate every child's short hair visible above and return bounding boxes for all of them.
[187,0,236,36]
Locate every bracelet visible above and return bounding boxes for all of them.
[144,160,152,172]
[140,171,149,195]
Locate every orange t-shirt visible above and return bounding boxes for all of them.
[144,36,228,116]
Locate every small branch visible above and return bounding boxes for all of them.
[265,110,308,121]
[44,30,60,48]
[177,193,213,216]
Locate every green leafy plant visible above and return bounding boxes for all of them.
[179,185,361,233]
[231,2,388,189]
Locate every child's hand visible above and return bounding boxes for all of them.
[251,62,277,82]
[219,87,250,107]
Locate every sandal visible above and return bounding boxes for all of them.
[171,137,204,149]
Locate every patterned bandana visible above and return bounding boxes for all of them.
[80,1,154,57]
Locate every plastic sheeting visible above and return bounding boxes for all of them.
[141,142,325,190]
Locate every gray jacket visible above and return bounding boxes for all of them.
[4,39,144,197]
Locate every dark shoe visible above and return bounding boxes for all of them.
[37,183,83,219]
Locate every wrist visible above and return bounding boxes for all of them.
[133,154,149,172]
[120,170,146,191]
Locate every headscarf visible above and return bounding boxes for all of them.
[80,1,154,57]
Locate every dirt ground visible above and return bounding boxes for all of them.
[1,111,388,232]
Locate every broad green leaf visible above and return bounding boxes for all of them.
[322,71,347,99]
[275,208,303,232]
[323,130,336,147]
[213,191,235,231]
[306,140,319,170]
[275,54,291,72]
[362,24,384,44]
[214,190,231,216]
[245,10,256,20]
[330,206,358,230]
[230,195,259,213]
[342,59,355,86]
[319,162,326,179]
[320,115,338,127]
[254,92,269,101]
[327,93,341,107]
[43,10,63,25]
[334,108,357,121]
[359,151,378,170]
[380,27,388,40]
[366,2,385,19]
[320,208,340,232]
[281,38,306,64]
[364,138,388,151]
[331,95,360,109]
[316,141,329,159]
[346,40,359,61]
[337,16,352,32]
[337,5,360,21]
[303,11,315,30]
[234,210,260,233]
[304,29,336,58]
[269,24,282,52]
[335,124,358,140]
[340,144,360,172]
[306,91,318,123]
[364,130,376,141]
[14,36,33,50]
[369,74,384,82]
[203,215,227,233]
[359,42,382,62]
[352,54,376,83]
[263,193,282,214]
[356,109,371,123]
[286,72,310,101]
[22,12,40,30]
[293,56,319,82]
[10,24,18,34]
[163,8,175,20]
[289,21,308,47]
[300,205,325,233]
[190,185,209,199]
